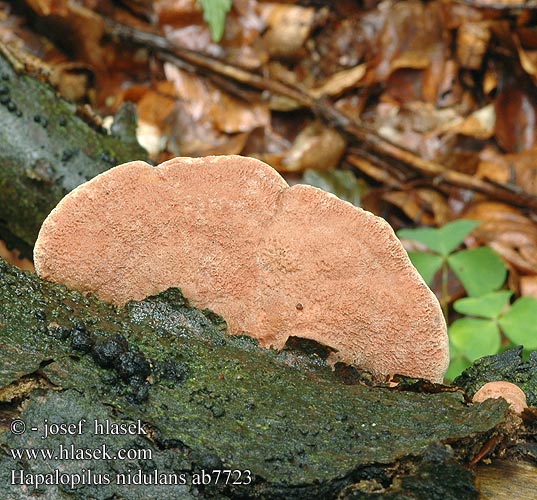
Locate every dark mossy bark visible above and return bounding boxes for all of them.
[454,347,537,407]
[0,49,147,252]
[0,258,521,499]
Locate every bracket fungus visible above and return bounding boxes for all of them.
[34,155,449,382]
[473,381,528,414]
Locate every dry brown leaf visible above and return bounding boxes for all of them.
[158,0,266,68]
[25,0,68,16]
[477,149,537,194]
[382,188,451,226]
[0,32,95,103]
[520,275,537,298]
[382,191,434,226]
[212,90,270,134]
[259,3,315,59]
[469,0,527,5]
[154,0,202,26]
[136,121,165,159]
[281,121,346,173]
[377,1,445,76]
[422,46,448,105]
[385,58,462,107]
[0,240,34,271]
[456,21,491,70]
[265,61,303,110]
[167,102,228,157]
[121,82,176,159]
[201,132,250,156]
[514,34,537,80]
[445,3,483,30]
[313,6,378,79]
[483,68,498,95]
[442,104,495,140]
[464,201,537,274]
[25,1,106,69]
[475,156,510,185]
[373,101,460,162]
[414,188,452,225]
[135,82,176,126]
[436,59,463,108]
[494,86,537,153]
[0,2,103,104]
[163,63,270,154]
[309,64,367,98]
[165,63,269,133]
[47,61,94,102]
[164,24,214,53]
[241,124,293,170]
[385,69,424,103]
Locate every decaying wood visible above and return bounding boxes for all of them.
[0,44,147,252]
[0,12,536,498]
[0,258,534,499]
[476,461,537,499]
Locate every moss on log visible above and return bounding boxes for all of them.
[0,49,147,251]
[0,258,517,498]
[454,347,537,407]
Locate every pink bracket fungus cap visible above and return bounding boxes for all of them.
[34,155,449,382]
[473,381,528,414]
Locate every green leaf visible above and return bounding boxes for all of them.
[449,317,501,362]
[407,251,443,285]
[499,297,537,350]
[397,219,480,257]
[302,169,365,206]
[447,247,507,297]
[199,0,232,42]
[445,357,472,382]
[453,290,512,320]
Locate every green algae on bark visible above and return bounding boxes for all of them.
[0,259,510,498]
[0,49,147,250]
[454,347,537,407]
[1,389,197,500]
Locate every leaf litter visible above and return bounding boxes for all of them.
[2,0,537,370]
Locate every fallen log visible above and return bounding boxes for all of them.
[0,46,147,253]
[0,258,532,499]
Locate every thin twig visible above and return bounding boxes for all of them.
[105,19,537,212]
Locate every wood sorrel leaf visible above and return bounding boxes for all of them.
[398,220,480,257]
[200,0,232,42]
[499,297,537,350]
[453,290,512,320]
[407,251,443,285]
[447,247,507,297]
[449,317,501,362]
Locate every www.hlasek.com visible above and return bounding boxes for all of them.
[8,417,252,488]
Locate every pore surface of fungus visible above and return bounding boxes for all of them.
[34,156,449,382]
